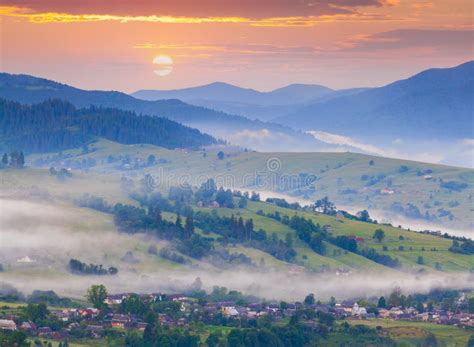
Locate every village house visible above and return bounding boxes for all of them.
[389,306,404,318]
[454,313,471,324]
[209,201,220,208]
[284,303,297,314]
[267,303,279,313]
[66,322,80,331]
[158,313,173,327]
[380,187,395,195]
[149,293,164,303]
[334,307,348,318]
[167,293,190,303]
[105,293,130,305]
[62,308,78,317]
[221,304,239,317]
[1,287,472,344]
[396,313,413,320]
[135,322,148,331]
[37,326,53,337]
[351,302,367,317]
[338,301,354,315]
[0,319,17,331]
[313,304,331,313]
[246,310,258,319]
[335,268,351,276]
[462,317,474,327]
[17,255,35,263]
[378,308,390,318]
[86,325,104,338]
[111,314,132,328]
[347,235,365,244]
[20,321,36,333]
[415,312,430,322]
[53,311,70,322]
[79,307,100,318]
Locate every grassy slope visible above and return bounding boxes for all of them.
[195,205,392,272]
[244,201,473,272]
[349,319,472,347]
[1,160,472,274]
[27,139,474,231]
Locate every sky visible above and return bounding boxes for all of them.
[0,0,473,92]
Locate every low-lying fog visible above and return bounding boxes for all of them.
[1,198,473,301]
[2,268,473,303]
[199,125,474,168]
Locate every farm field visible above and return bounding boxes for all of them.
[350,319,473,346]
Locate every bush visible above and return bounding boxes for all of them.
[440,181,468,191]
[449,240,474,255]
[159,247,188,264]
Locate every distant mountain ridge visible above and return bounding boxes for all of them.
[276,61,474,140]
[133,82,334,106]
[0,73,329,152]
[132,82,336,121]
[133,61,474,141]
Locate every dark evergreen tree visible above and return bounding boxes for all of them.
[175,214,183,229]
[244,219,254,240]
[184,215,195,239]
[304,293,315,306]
[238,196,248,208]
[18,151,25,168]
[155,208,162,225]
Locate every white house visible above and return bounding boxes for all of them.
[0,319,17,331]
[351,303,367,316]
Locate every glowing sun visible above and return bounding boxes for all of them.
[153,55,173,77]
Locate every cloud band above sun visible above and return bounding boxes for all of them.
[0,5,403,26]
[0,1,399,18]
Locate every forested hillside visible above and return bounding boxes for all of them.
[0,98,217,153]
[0,73,327,152]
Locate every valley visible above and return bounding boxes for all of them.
[1,150,472,300]
[1,1,473,345]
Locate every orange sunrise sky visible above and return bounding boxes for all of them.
[1,0,473,92]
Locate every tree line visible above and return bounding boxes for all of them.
[0,150,25,169]
[0,98,217,153]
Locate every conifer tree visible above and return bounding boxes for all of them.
[175,214,183,229]
[184,215,195,239]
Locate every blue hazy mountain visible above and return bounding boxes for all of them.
[132,82,336,121]
[0,73,328,151]
[275,61,474,140]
